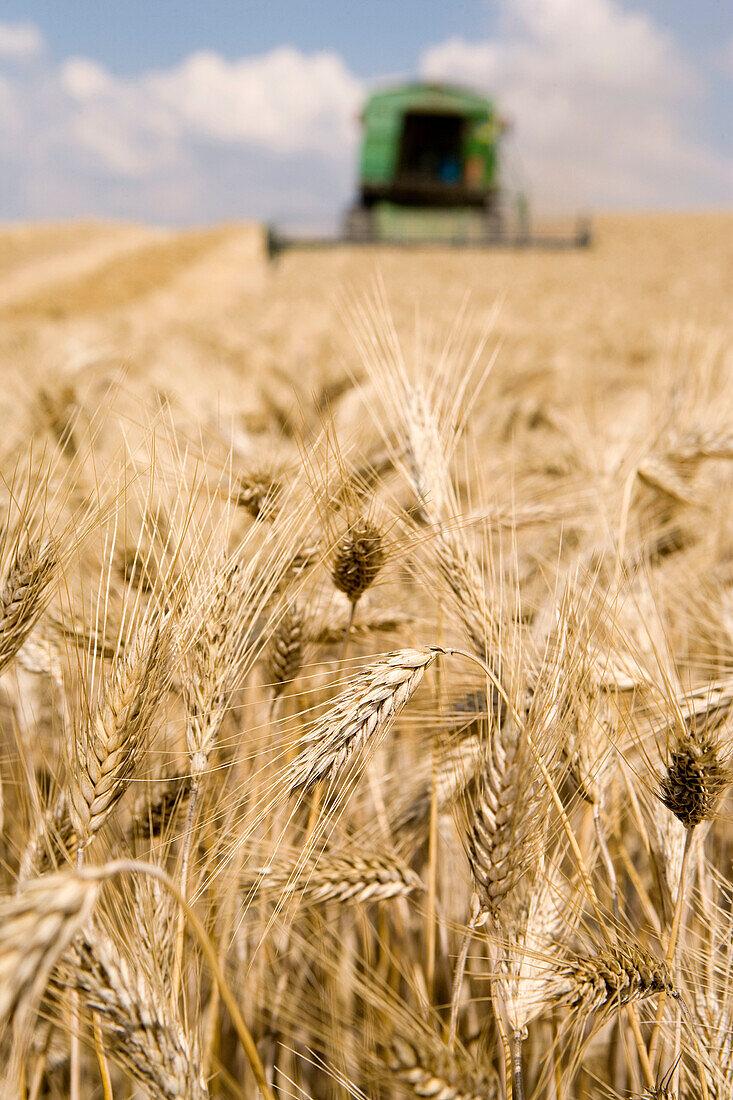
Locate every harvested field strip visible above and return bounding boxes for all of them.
[0,225,233,319]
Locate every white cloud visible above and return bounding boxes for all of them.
[56,46,362,177]
[59,58,182,178]
[501,0,696,93]
[53,46,360,191]
[148,47,361,155]
[0,8,729,223]
[0,30,362,221]
[61,58,114,99]
[421,0,732,209]
[0,20,44,60]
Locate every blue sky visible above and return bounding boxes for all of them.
[3,2,495,76]
[5,1,730,79]
[0,1,730,225]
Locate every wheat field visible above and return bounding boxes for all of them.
[0,213,731,1100]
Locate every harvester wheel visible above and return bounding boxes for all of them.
[483,208,504,241]
[345,206,375,242]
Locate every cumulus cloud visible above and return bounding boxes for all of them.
[149,47,360,155]
[0,5,729,224]
[0,20,44,61]
[0,34,362,223]
[55,46,361,178]
[420,0,732,209]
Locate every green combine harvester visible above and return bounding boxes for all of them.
[268,81,590,255]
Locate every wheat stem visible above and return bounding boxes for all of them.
[426,733,439,1000]
[172,774,201,1001]
[676,995,711,1100]
[338,599,358,665]
[69,1010,81,1100]
[511,1030,526,1100]
[92,1013,114,1100]
[649,826,693,1066]
[664,828,694,971]
[594,801,620,922]
[626,1002,656,1089]
[551,1007,564,1097]
[28,1054,46,1100]
[493,993,512,1098]
[69,847,85,1100]
[448,907,479,1050]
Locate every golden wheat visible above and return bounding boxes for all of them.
[0,215,730,1099]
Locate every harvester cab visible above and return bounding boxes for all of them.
[267,81,590,255]
[346,82,515,243]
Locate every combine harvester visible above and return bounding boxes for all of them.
[268,81,590,256]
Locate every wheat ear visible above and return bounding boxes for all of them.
[0,538,56,674]
[650,719,732,1065]
[331,514,385,660]
[287,647,439,793]
[66,929,208,1100]
[387,1034,499,1100]
[554,945,675,1016]
[0,872,100,1036]
[264,601,304,703]
[251,848,424,906]
[69,620,164,852]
